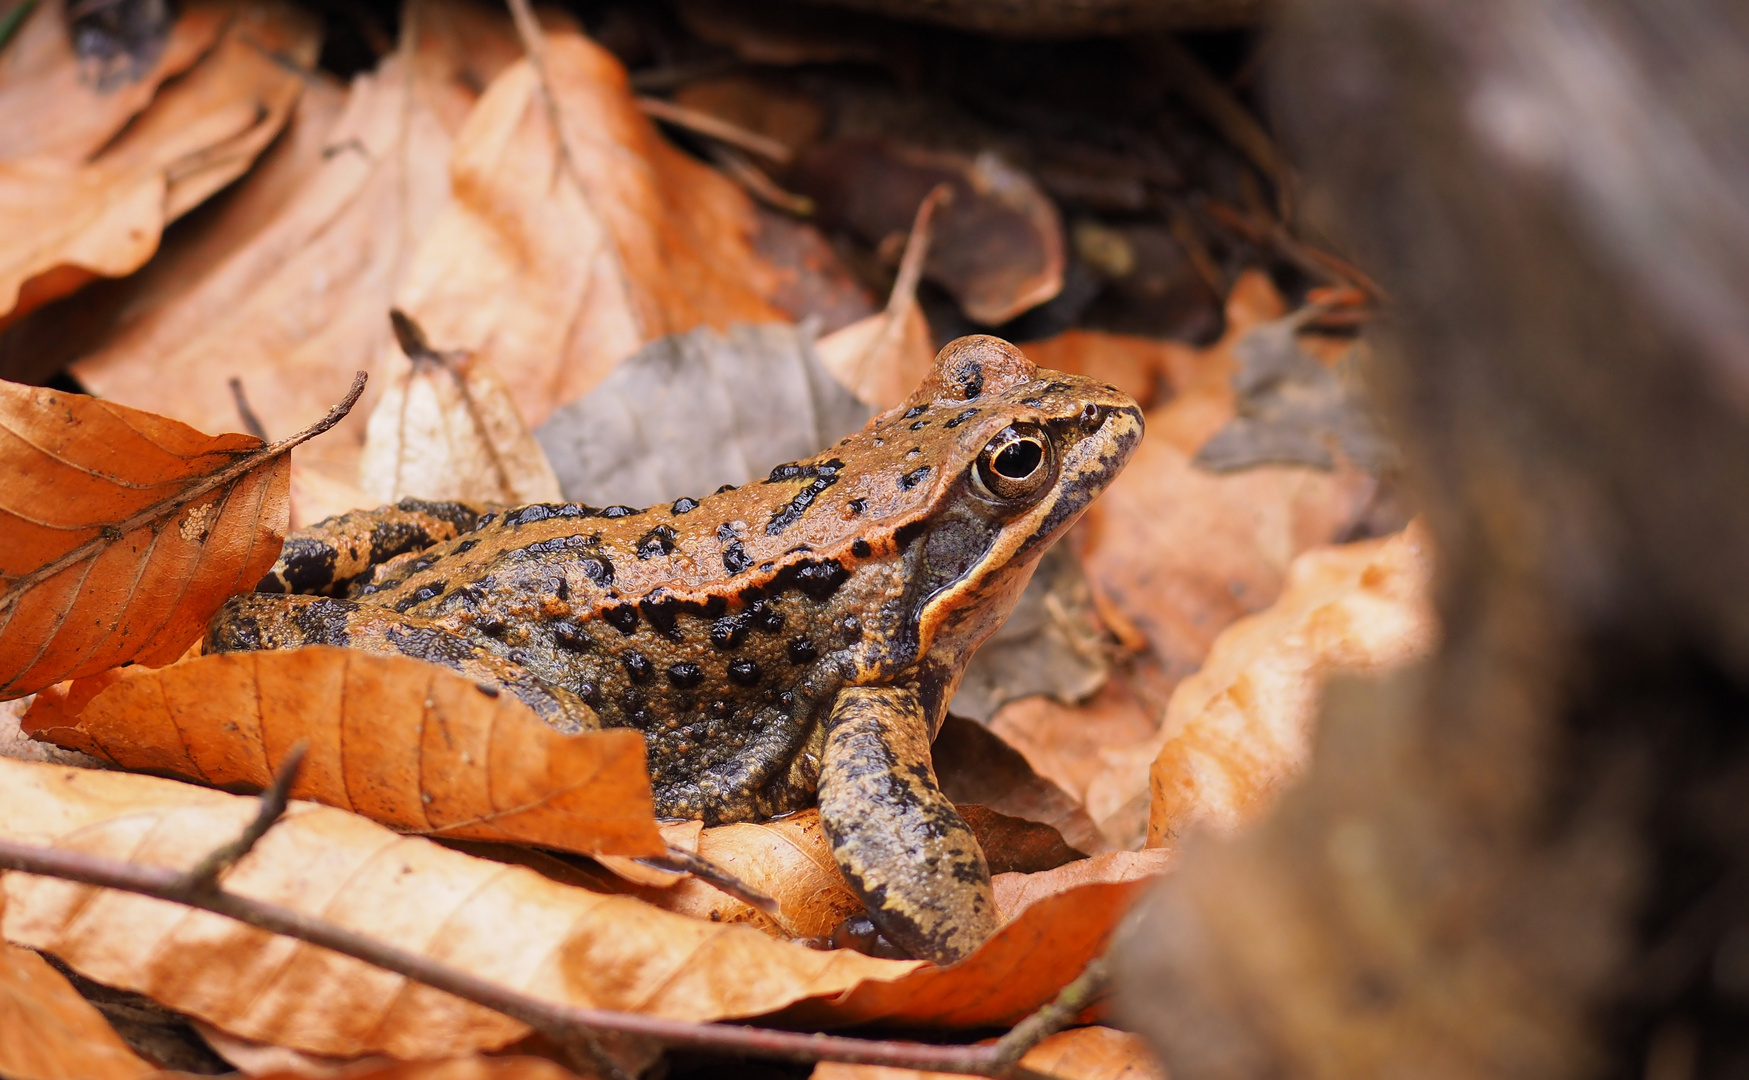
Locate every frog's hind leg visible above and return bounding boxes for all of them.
[259,498,487,597]
[818,685,998,964]
[205,594,598,733]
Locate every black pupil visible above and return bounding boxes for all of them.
[994,440,1043,479]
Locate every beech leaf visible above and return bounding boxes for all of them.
[0,941,153,1080]
[0,0,319,326]
[22,646,666,858]
[811,1025,1166,1080]
[0,374,362,698]
[0,760,1158,1057]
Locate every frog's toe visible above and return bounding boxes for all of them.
[818,685,998,964]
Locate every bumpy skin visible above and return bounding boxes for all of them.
[207,335,1143,963]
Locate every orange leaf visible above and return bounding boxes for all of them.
[1144,523,1437,846]
[0,941,153,1080]
[812,1026,1165,1080]
[0,0,228,163]
[0,1,319,325]
[22,647,665,858]
[0,376,359,698]
[390,24,789,432]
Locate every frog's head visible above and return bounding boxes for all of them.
[889,335,1143,703]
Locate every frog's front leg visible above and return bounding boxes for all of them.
[259,498,487,597]
[205,594,598,733]
[818,685,998,964]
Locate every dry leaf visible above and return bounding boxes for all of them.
[933,715,1111,857]
[0,760,1154,1056]
[391,25,790,436]
[359,312,561,506]
[241,1056,584,1080]
[535,322,869,507]
[1079,272,1379,705]
[20,647,665,858]
[795,139,1064,325]
[1018,330,1177,411]
[0,0,227,163]
[0,0,318,326]
[0,941,154,1080]
[1141,522,1437,846]
[70,0,533,499]
[811,1025,1166,1080]
[0,376,358,698]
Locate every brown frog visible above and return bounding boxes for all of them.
[206,335,1143,963]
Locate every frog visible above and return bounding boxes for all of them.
[205,335,1143,964]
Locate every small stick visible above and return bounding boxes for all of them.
[638,96,794,165]
[179,741,307,895]
[228,377,270,442]
[637,845,781,915]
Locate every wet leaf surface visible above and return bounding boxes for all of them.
[21,647,666,858]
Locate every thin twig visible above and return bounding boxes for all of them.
[180,741,307,895]
[637,96,794,165]
[0,774,1109,1076]
[1144,33,1292,222]
[706,143,815,215]
[637,845,780,915]
[990,956,1110,1072]
[228,377,270,442]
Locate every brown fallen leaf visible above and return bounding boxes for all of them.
[811,1025,1166,1080]
[70,0,535,502]
[794,139,1064,325]
[0,0,227,163]
[1138,522,1437,847]
[0,941,154,1080]
[359,311,562,507]
[241,1057,585,1080]
[1079,271,1379,704]
[1018,330,1181,411]
[934,714,1111,857]
[20,647,665,858]
[0,375,359,699]
[0,759,1155,1055]
[0,0,318,326]
[390,24,790,436]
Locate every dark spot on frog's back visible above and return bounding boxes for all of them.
[604,604,638,634]
[393,579,447,612]
[671,497,699,515]
[788,638,818,664]
[503,502,594,528]
[666,662,703,689]
[623,650,653,683]
[552,620,589,652]
[852,539,872,559]
[899,466,931,490]
[727,658,761,685]
[722,540,752,574]
[636,525,677,559]
[295,597,360,645]
[263,537,334,593]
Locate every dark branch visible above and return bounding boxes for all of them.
[179,741,307,895]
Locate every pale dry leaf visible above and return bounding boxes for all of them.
[0,758,920,1058]
[20,647,665,858]
[1139,521,1437,847]
[933,714,1111,857]
[0,0,227,162]
[391,25,790,435]
[0,760,1153,1054]
[535,322,868,507]
[215,1048,585,1080]
[0,0,318,326]
[1018,330,1182,411]
[811,1025,1166,1080]
[70,0,532,499]
[0,376,358,698]
[359,312,561,506]
[0,941,154,1080]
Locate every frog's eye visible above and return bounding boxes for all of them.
[973,424,1055,501]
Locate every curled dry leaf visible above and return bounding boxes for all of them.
[21,646,664,858]
[0,375,361,699]
[811,1025,1166,1080]
[933,714,1110,857]
[71,0,535,497]
[391,25,789,435]
[0,941,154,1080]
[0,760,1157,1056]
[1140,522,1437,847]
[0,0,319,326]
[795,139,1065,325]
[0,0,227,162]
[359,312,561,506]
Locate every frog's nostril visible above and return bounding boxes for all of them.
[1079,402,1103,427]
